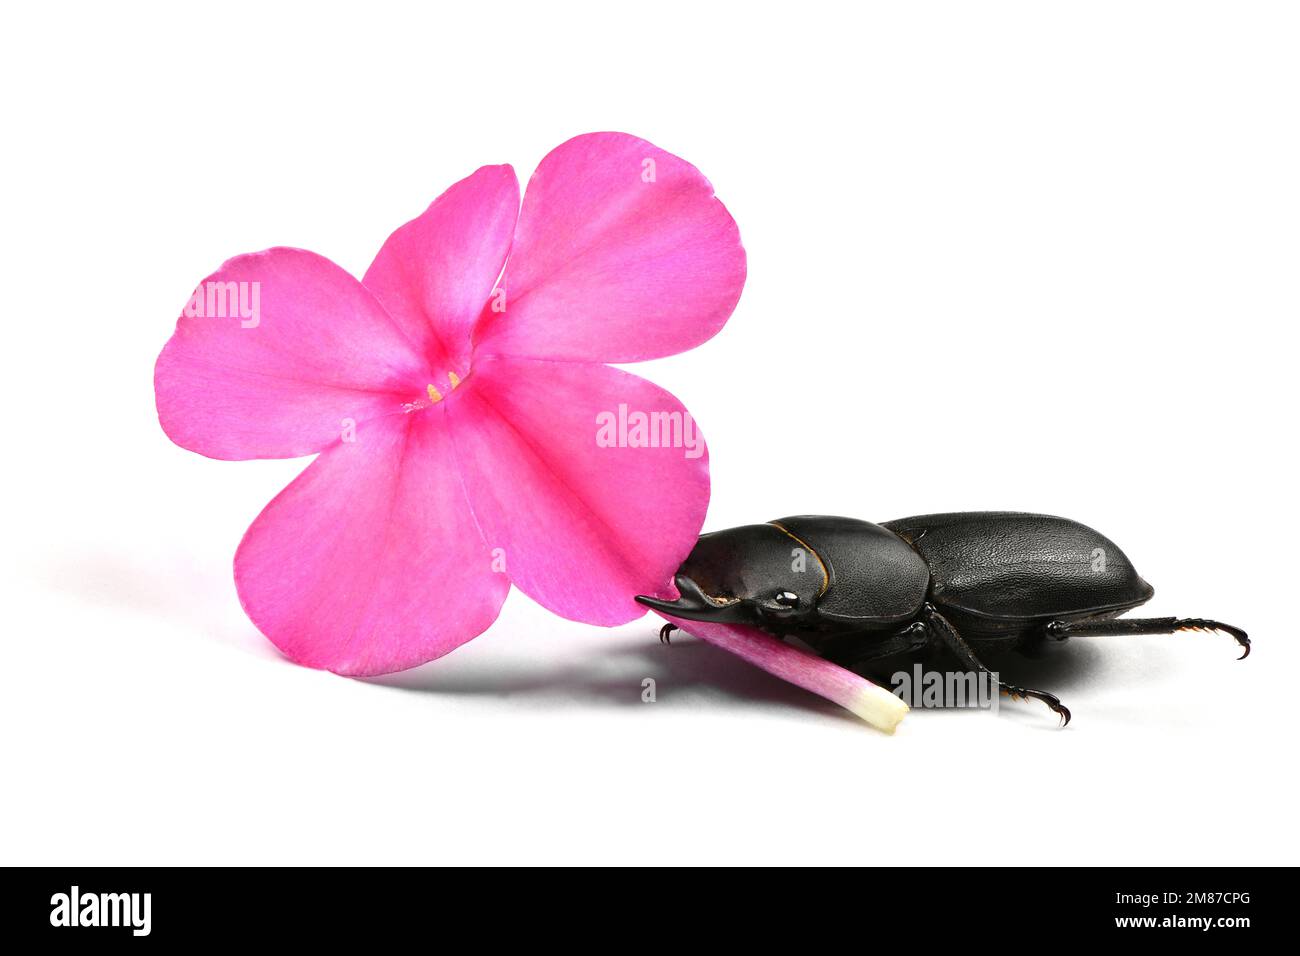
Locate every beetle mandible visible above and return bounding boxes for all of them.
[636,512,1249,725]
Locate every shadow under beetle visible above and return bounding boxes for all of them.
[637,512,1249,725]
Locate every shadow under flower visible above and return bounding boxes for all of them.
[32,548,275,660]
[363,629,868,726]
[364,627,1118,728]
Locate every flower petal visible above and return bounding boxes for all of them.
[656,613,910,734]
[446,355,709,625]
[363,165,519,376]
[234,408,508,675]
[474,132,746,363]
[155,248,431,460]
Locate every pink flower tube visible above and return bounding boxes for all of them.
[656,614,910,733]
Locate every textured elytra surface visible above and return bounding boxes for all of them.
[882,512,1154,621]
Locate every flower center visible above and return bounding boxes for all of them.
[424,370,464,405]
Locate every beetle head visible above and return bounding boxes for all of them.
[635,524,825,629]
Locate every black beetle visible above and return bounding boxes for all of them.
[636,512,1249,725]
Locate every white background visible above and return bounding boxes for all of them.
[2,1,1296,865]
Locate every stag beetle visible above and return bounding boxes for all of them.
[636,512,1249,725]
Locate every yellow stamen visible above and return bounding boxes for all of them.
[449,371,461,388]
[427,384,443,403]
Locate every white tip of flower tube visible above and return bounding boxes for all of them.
[843,681,910,734]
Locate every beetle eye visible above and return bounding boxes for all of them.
[773,591,800,608]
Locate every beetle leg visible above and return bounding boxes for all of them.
[997,684,1072,727]
[923,604,1072,727]
[1045,617,1250,660]
[659,623,678,645]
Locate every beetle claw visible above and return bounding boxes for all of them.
[659,623,678,645]
[1000,684,1071,727]
[1174,618,1250,660]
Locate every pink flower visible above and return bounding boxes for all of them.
[155,132,746,676]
